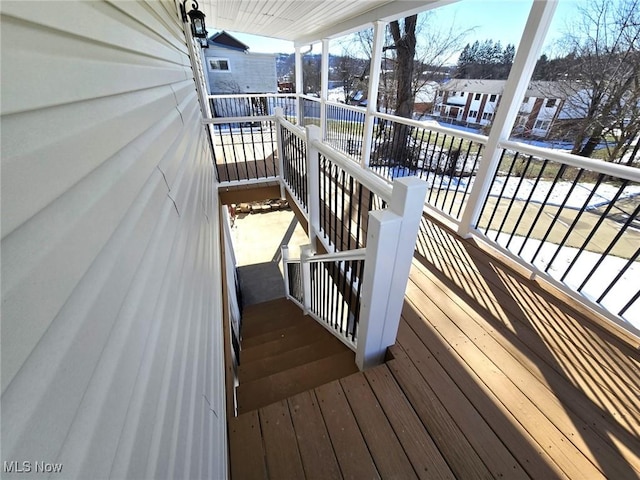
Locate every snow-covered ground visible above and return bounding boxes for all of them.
[381,164,640,328]
[489,231,640,333]
[384,166,640,211]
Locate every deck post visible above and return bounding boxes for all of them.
[361,20,386,168]
[306,125,322,249]
[356,177,428,370]
[300,244,314,313]
[281,244,291,300]
[458,0,558,237]
[274,107,286,198]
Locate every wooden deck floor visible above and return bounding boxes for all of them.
[228,215,640,479]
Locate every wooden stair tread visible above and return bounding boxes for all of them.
[239,334,349,383]
[241,315,321,349]
[240,321,327,364]
[241,301,307,339]
[237,350,359,414]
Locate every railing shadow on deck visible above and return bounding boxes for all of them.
[410,213,640,479]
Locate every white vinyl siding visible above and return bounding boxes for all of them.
[1,1,226,478]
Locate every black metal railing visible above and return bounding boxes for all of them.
[325,103,366,161]
[368,113,485,221]
[209,94,297,123]
[476,142,640,320]
[280,123,308,211]
[286,261,304,305]
[318,153,386,251]
[210,121,278,182]
[309,258,365,344]
[301,96,321,127]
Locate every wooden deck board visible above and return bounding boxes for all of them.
[315,379,381,480]
[228,215,640,480]
[402,282,611,479]
[393,321,553,479]
[417,218,640,375]
[413,224,640,430]
[228,411,267,479]
[363,365,457,480]
[259,400,306,479]
[387,352,495,479]
[340,373,418,479]
[414,221,640,425]
[288,390,343,480]
[406,259,640,473]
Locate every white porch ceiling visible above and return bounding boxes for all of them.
[200,0,458,46]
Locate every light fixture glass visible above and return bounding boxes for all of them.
[181,1,208,41]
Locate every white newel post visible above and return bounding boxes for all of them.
[300,244,314,314]
[281,244,290,300]
[306,125,322,248]
[356,177,428,370]
[274,107,286,198]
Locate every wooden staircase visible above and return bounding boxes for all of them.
[235,297,358,414]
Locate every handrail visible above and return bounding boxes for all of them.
[287,248,367,264]
[203,115,273,125]
[309,137,393,202]
[206,93,295,100]
[300,94,321,102]
[500,139,640,183]
[372,110,489,146]
[278,114,306,140]
[325,100,367,115]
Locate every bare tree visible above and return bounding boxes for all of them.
[553,0,640,162]
[372,14,470,168]
[388,15,419,119]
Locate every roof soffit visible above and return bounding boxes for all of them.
[200,0,459,46]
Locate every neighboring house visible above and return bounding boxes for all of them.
[204,31,277,95]
[413,81,439,116]
[432,79,567,138]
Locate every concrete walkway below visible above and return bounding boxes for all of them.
[231,209,309,307]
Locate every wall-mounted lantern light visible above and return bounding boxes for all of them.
[181,0,208,42]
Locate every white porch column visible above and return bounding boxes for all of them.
[295,46,304,125]
[321,39,330,139]
[458,0,558,237]
[361,20,386,168]
[306,125,322,248]
[356,176,428,370]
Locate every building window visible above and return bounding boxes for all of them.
[474,93,481,100]
[208,58,230,71]
[451,91,457,96]
[535,119,550,130]
[482,112,493,121]
[523,96,530,103]
[546,98,556,107]
[489,94,497,102]
[469,110,478,118]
